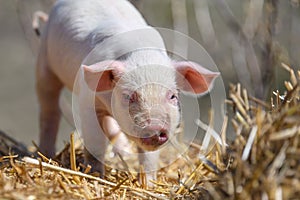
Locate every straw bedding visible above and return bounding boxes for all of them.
[0,64,299,199]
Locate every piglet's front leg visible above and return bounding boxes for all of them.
[82,107,131,176]
[100,115,132,156]
[79,102,108,176]
[137,147,160,187]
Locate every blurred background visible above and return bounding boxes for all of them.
[0,0,299,149]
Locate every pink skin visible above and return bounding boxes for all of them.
[140,129,168,146]
[37,0,219,186]
[120,87,174,150]
[38,58,218,185]
[127,90,174,147]
[136,122,169,147]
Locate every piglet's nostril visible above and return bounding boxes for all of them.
[159,131,167,137]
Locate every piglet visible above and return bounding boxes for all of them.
[37,0,219,184]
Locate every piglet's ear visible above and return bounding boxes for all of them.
[174,61,219,95]
[83,60,124,92]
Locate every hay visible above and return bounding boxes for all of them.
[0,64,299,199]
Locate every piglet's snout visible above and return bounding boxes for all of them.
[140,119,169,146]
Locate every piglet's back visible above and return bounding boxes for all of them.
[43,0,147,89]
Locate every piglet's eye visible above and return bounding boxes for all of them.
[170,94,178,100]
[167,91,179,106]
[122,93,131,101]
[168,92,178,100]
[122,92,138,104]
